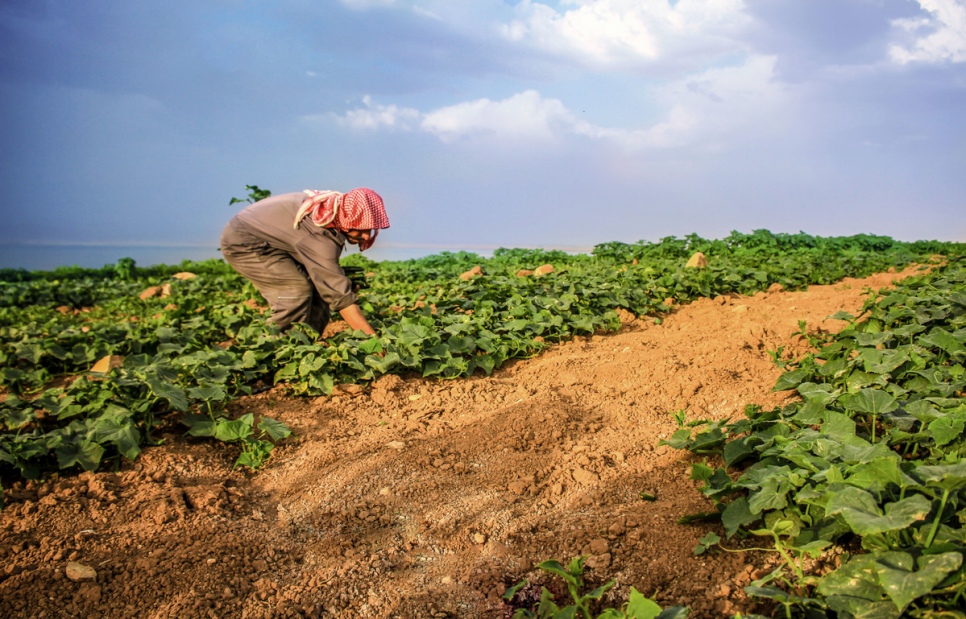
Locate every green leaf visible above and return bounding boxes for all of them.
[927,414,966,447]
[213,418,254,442]
[920,328,966,357]
[817,554,885,602]
[234,438,273,470]
[625,588,663,619]
[258,417,291,441]
[55,439,105,471]
[797,382,835,404]
[581,579,615,600]
[358,337,384,354]
[183,417,216,437]
[723,436,758,468]
[187,384,226,402]
[92,406,142,461]
[914,461,966,492]
[365,351,401,373]
[845,457,916,492]
[875,551,962,612]
[536,560,578,587]
[721,497,758,538]
[502,579,529,601]
[841,389,898,415]
[773,368,809,391]
[826,487,932,535]
[144,374,188,411]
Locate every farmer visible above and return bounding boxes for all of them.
[220,188,389,336]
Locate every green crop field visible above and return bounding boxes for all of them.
[1,230,964,618]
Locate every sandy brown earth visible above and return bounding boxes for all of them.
[0,266,925,619]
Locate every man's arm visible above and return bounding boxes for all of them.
[338,303,376,335]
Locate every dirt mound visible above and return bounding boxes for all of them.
[0,266,922,618]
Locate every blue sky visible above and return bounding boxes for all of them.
[1,0,964,266]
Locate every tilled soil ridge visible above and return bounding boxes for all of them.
[0,266,923,618]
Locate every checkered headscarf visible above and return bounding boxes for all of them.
[294,188,389,251]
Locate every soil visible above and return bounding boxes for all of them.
[0,266,924,619]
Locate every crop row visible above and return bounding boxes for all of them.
[669,256,966,617]
[0,233,962,482]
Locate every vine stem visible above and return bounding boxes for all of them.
[924,488,950,549]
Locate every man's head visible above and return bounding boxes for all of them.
[297,188,390,251]
[336,189,388,251]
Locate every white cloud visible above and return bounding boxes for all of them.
[420,90,577,141]
[890,0,966,64]
[500,0,750,68]
[329,95,421,130]
[319,53,784,151]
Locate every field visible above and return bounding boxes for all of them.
[1,231,964,618]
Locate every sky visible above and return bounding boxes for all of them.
[1,0,964,267]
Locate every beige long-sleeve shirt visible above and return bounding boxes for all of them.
[232,192,358,311]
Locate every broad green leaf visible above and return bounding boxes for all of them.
[826,488,931,535]
[826,597,901,619]
[822,411,857,441]
[358,337,384,354]
[55,439,105,471]
[875,551,962,612]
[842,389,898,416]
[365,351,401,373]
[920,328,965,357]
[845,457,916,492]
[92,407,141,461]
[144,374,188,411]
[258,417,291,441]
[723,436,757,468]
[721,497,758,538]
[187,384,226,402]
[914,461,966,492]
[927,414,965,447]
[817,554,885,602]
[773,368,809,392]
[797,382,834,404]
[625,588,663,619]
[213,418,254,442]
[183,416,216,437]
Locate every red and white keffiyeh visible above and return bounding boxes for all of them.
[294,188,390,251]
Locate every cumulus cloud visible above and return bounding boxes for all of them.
[420,90,579,141]
[323,54,783,151]
[328,95,421,130]
[500,0,750,68]
[890,0,966,64]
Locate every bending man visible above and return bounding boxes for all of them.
[220,188,389,336]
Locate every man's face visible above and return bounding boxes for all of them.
[343,229,372,246]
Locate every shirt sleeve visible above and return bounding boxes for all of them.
[293,232,359,312]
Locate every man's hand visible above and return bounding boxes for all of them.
[338,304,376,335]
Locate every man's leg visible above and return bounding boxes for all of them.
[221,223,330,333]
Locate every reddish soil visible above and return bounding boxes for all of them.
[0,266,924,618]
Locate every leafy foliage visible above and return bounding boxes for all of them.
[0,230,962,486]
[504,556,688,619]
[669,256,966,617]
